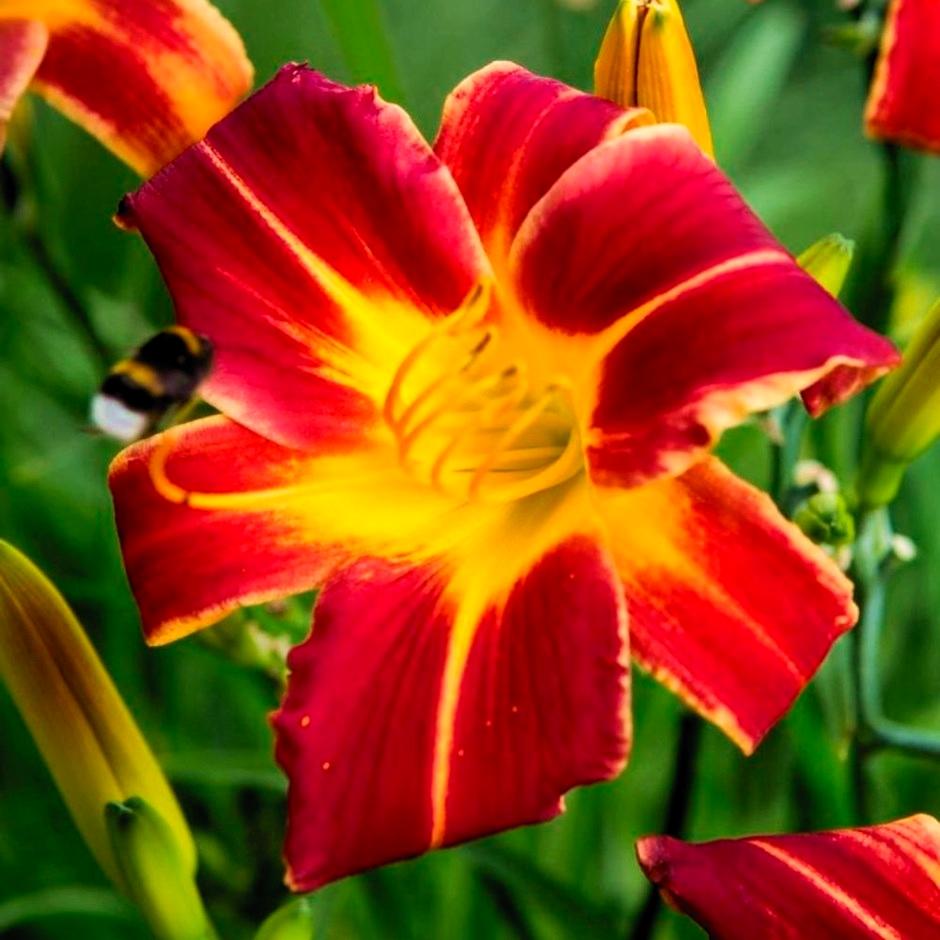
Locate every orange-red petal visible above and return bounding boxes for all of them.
[866,0,940,153]
[120,64,490,451]
[510,124,896,486]
[108,417,344,644]
[434,61,651,268]
[586,259,898,487]
[510,124,782,334]
[599,457,856,753]
[0,19,46,151]
[273,535,630,891]
[12,0,252,175]
[637,815,940,939]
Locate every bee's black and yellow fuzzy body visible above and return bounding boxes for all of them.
[92,327,213,442]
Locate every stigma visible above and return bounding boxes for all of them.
[383,284,585,504]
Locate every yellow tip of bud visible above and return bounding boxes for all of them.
[594,0,714,156]
[0,543,196,887]
[859,298,940,507]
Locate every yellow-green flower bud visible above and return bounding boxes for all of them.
[793,492,856,549]
[106,798,213,940]
[797,233,854,298]
[594,0,713,156]
[0,542,195,887]
[859,299,940,507]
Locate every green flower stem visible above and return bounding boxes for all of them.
[843,143,917,335]
[319,0,406,104]
[841,0,918,334]
[868,721,940,759]
[630,712,702,940]
[851,509,940,770]
[856,558,887,732]
[770,401,808,510]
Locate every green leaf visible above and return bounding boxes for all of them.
[707,3,805,174]
[0,886,135,932]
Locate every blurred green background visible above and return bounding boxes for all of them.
[1,0,938,937]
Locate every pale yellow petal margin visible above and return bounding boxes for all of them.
[0,19,47,151]
[0,0,252,175]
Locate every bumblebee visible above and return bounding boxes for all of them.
[91,326,213,442]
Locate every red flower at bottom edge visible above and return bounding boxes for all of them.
[638,814,940,939]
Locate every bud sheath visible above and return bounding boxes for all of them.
[0,542,195,885]
[859,300,940,506]
[595,0,713,156]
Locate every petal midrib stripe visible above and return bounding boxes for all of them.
[749,839,903,940]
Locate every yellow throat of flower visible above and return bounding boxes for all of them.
[383,284,585,504]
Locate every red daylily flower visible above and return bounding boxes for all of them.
[637,814,940,938]
[0,0,252,173]
[109,62,898,890]
[866,0,940,153]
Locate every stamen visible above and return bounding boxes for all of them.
[400,364,524,469]
[427,368,530,491]
[147,428,308,511]
[468,384,582,502]
[392,325,495,437]
[474,427,583,503]
[383,278,585,504]
[383,280,492,428]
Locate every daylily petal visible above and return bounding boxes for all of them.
[506,123,894,486]
[599,457,856,752]
[0,20,46,151]
[120,64,490,451]
[434,61,651,268]
[273,535,630,891]
[109,415,480,644]
[586,259,898,487]
[865,0,940,153]
[113,409,598,644]
[637,815,940,939]
[510,124,781,334]
[5,0,252,175]
[109,416,343,645]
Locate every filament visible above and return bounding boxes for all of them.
[147,427,308,510]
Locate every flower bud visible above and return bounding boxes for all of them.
[595,0,713,156]
[797,233,854,299]
[793,492,856,549]
[859,299,940,507]
[255,897,316,940]
[106,798,213,940]
[0,542,195,887]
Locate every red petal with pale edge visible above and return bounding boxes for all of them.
[637,815,940,940]
[434,61,650,266]
[109,416,343,645]
[510,124,783,334]
[599,457,856,752]
[866,0,940,153]
[0,20,47,150]
[23,0,251,175]
[587,262,898,488]
[121,64,489,450]
[273,536,630,891]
